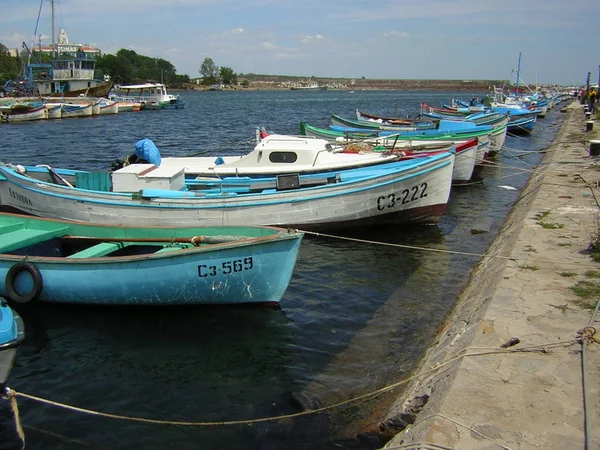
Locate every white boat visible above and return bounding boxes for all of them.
[148,134,405,178]
[45,104,62,119]
[111,83,184,109]
[0,151,455,229]
[44,102,93,118]
[0,299,25,388]
[98,99,119,115]
[0,104,48,123]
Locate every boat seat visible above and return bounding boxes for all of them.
[0,227,70,254]
[154,244,192,254]
[67,242,125,258]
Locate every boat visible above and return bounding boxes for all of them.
[290,82,327,91]
[24,1,112,97]
[45,103,62,119]
[96,98,119,115]
[110,83,185,110]
[300,120,507,155]
[355,110,424,126]
[506,115,536,134]
[0,150,455,229]
[0,298,25,389]
[44,102,93,118]
[0,104,48,123]
[0,212,303,306]
[129,135,405,179]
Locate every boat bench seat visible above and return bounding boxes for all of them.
[154,244,191,254]
[68,242,124,258]
[0,227,70,254]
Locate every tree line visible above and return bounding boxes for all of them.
[0,42,241,88]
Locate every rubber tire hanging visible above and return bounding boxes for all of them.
[5,262,43,303]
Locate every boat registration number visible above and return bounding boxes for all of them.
[198,257,254,277]
[376,182,428,211]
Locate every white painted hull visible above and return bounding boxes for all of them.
[0,153,454,229]
[452,144,478,184]
[45,104,62,119]
[0,107,48,122]
[99,101,119,115]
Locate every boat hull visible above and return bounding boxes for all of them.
[0,214,303,306]
[0,153,454,229]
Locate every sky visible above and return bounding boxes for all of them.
[1,0,599,86]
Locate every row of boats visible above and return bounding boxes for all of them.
[0,92,573,309]
[0,92,574,401]
[0,83,185,123]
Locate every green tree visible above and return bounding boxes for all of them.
[220,66,237,86]
[0,43,21,83]
[199,57,219,85]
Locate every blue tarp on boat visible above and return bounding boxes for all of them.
[135,138,162,166]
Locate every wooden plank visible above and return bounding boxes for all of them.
[67,242,124,258]
[0,227,70,254]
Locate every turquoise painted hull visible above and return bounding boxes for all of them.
[0,214,303,306]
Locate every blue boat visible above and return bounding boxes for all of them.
[507,116,537,134]
[0,213,303,306]
[0,299,24,389]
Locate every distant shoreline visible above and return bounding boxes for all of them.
[176,77,521,93]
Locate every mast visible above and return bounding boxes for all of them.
[51,0,55,58]
[515,52,521,95]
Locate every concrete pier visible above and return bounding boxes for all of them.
[382,102,600,450]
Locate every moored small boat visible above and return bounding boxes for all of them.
[0,149,455,230]
[0,298,25,389]
[0,104,48,123]
[0,212,303,306]
[45,104,62,119]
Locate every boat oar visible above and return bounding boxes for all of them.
[61,235,252,246]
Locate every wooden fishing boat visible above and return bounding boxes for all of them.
[0,104,48,123]
[44,102,93,118]
[0,212,303,306]
[355,109,425,126]
[300,120,507,154]
[111,83,185,109]
[0,298,24,388]
[0,150,455,229]
[135,134,405,178]
[45,104,62,119]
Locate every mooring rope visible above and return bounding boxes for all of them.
[2,337,587,431]
[300,230,600,268]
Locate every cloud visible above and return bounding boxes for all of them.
[383,31,409,38]
[300,34,324,44]
[259,42,278,50]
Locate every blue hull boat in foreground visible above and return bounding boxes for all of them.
[0,299,24,389]
[0,213,303,306]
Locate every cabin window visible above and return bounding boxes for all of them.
[269,152,298,163]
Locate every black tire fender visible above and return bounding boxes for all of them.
[5,262,43,303]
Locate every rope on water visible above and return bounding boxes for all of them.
[1,387,25,450]
[300,230,599,267]
[2,338,586,430]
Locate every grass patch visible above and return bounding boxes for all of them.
[571,280,600,298]
[584,270,600,278]
[560,272,577,277]
[539,221,564,229]
[557,243,572,247]
[533,211,551,221]
[519,264,539,271]
[589,233,600,263]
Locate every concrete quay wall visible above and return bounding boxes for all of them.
[381,102,600,449]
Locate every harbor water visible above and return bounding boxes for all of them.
[0,90,566,449]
